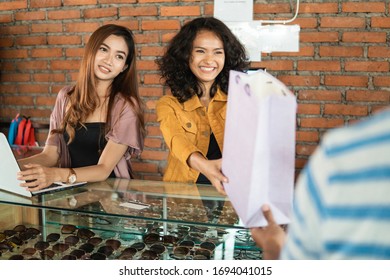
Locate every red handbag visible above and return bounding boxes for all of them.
[14,116,36,146]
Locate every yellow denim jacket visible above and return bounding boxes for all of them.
[156,88,227,183]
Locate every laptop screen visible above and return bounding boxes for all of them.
[0,133,86,198]
[0,132,32,197]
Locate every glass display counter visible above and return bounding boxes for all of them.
[0,179,262,260]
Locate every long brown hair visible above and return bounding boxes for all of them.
[59,24,145,142]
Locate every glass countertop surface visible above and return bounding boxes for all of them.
[0,179,243,229]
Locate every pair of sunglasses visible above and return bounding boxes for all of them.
[64,235,80,246]
[179,240,216,252]
[90,252,106,260]
[235,230,256,246]
[61,225,95,239]
[77,228,95,240]
[117,247,138,260]
[105,239,121,250]
[124,241,166,260]
[171,246,211,260]
[150,243,166,255]
[139,249,159,260]
[233,248,262,260]
[22,247,37,256]
[88,236,103,246]
[97,241,125,259]
[34,240,50,251]
[79,242,95,253]
[143,233,161,245]
[172,241,216,260]
[8,228,28,239]
[19,228,40,241]
[40,249,55,260]
[9,254,24,260]
[8,235,24,246]
[129,241,146,251]
[61,224,77,234]
[61,254,77,260]
[97,245,114,257]
[52,242,70,253]
[46,233,60,243]
[69,248,86,259]
[138,244,166,260]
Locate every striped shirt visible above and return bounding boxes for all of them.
[281,109,390,259]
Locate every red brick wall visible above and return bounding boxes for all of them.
[0,0,389,180]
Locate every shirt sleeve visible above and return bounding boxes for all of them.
[45,86,72,168]
[107,96,144,157]
[156,96,201,168]
[280,145,326,259]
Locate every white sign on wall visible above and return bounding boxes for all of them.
[214,0,253,22]
[214,0,300,61]
[224,21,263,61]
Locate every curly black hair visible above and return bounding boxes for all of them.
[156,17,250,103]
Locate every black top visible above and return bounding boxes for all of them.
[196,132,222,185]
[64,123,115,178]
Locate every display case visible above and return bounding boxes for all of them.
[0,179,262,260]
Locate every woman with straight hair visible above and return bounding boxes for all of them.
[17,24,145,191]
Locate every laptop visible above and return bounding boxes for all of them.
[0,132,86,197]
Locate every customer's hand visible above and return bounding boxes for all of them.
[250,204,286,260]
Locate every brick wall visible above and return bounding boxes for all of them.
[0,0,389,180]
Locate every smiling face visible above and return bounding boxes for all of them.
[93,34,129,83]
[189,30,225,92]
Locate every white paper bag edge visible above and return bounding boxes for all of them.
[222,70,297,228]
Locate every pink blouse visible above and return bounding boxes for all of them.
[46,86,144,179]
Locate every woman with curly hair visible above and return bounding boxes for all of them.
[156,17,249,194]
[17,24,145,191]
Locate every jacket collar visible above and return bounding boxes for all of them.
[182,88,227,112]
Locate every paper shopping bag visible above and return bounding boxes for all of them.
[222,70,297,227]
